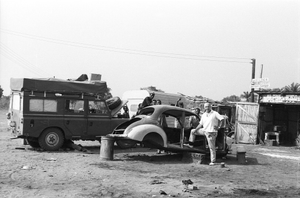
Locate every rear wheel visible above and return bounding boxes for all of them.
[142,133,164,148]
[116,139,137,149]
[38,128,64,151]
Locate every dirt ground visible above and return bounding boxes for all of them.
[0,109,300,198]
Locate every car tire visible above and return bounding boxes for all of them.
[106,97,122,110]
[142,132,164,148]
[26,138,40,148]
[38,128,65,151]
[116,139,137,149]
[217,143,229,158]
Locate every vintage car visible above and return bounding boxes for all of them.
[112,105,230,157]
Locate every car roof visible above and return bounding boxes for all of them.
[140,105,197,118]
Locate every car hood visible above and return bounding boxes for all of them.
[111,100,128,117]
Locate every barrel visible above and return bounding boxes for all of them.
[99,136,115,160]
[236,146,246,164]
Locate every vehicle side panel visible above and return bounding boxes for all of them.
[21,95,69,138]
[87,116,128,138]
[22,114,66,138]
[125,124,167,147]
[9,88,129,144]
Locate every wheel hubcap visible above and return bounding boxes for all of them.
[46,133,59,146]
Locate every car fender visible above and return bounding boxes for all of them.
[126,124,167,147]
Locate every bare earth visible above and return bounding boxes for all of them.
[0,109,299,198]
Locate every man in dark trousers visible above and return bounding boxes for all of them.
[141,92,155,108]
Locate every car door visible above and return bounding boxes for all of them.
[87,100,112,138]
[64,99,88,137]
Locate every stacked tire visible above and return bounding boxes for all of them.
[106,97,122,110]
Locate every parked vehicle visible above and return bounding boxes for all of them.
[122,90,187,118]
[111,105,230,157]
[7,77,129,151]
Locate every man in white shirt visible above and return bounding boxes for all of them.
[186,102,224,166]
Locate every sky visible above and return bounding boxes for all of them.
[0,0,299,101]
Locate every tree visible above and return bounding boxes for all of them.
[221,95,241,103]
[240,91,251,102]
[271,88,282,92]
[0,86,3,98]
[282,82,300,92]
[0,96,10,110]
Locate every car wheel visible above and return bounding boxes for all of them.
[26,138,40,148]
[38,128,64,151]
[142,132,164,148]
[116,139,137,149]
[106,97,122,110]
[218,143,229,158]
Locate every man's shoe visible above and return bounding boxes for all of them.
[209,162,215,166]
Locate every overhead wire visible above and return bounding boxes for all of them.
[0,50,43,76]
[0,42,48,77]
[0,28,252,64]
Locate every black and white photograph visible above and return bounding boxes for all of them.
[0,0,299,197]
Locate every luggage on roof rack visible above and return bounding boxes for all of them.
[10,78,108,95]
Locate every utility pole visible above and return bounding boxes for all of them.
[260,64,263,78]
[251,59,256,102]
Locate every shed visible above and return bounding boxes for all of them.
[257,91,300,146]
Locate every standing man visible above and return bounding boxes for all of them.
[141,92,155,108]
[186,102,224,166]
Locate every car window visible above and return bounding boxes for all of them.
[11,93,21,111]
[158,113,169,127]
[162,110,192,129]
[88,101,109,114]
[29,99,57,112]
[139,107,154,116]
[174,117,190,129]
[164,109,195,118]
[65,99,85,114]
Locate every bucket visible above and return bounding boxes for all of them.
[237,152,246,164]
[220,162,225,168]
[100,136,115,160]
[236,146,246,164]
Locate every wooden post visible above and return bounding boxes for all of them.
[251,59,256,102]
[180,112,185,148]
[260,64,263,78]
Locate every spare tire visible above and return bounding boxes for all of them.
[106,96,122,110]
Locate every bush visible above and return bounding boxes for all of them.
[0,96,10,110]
